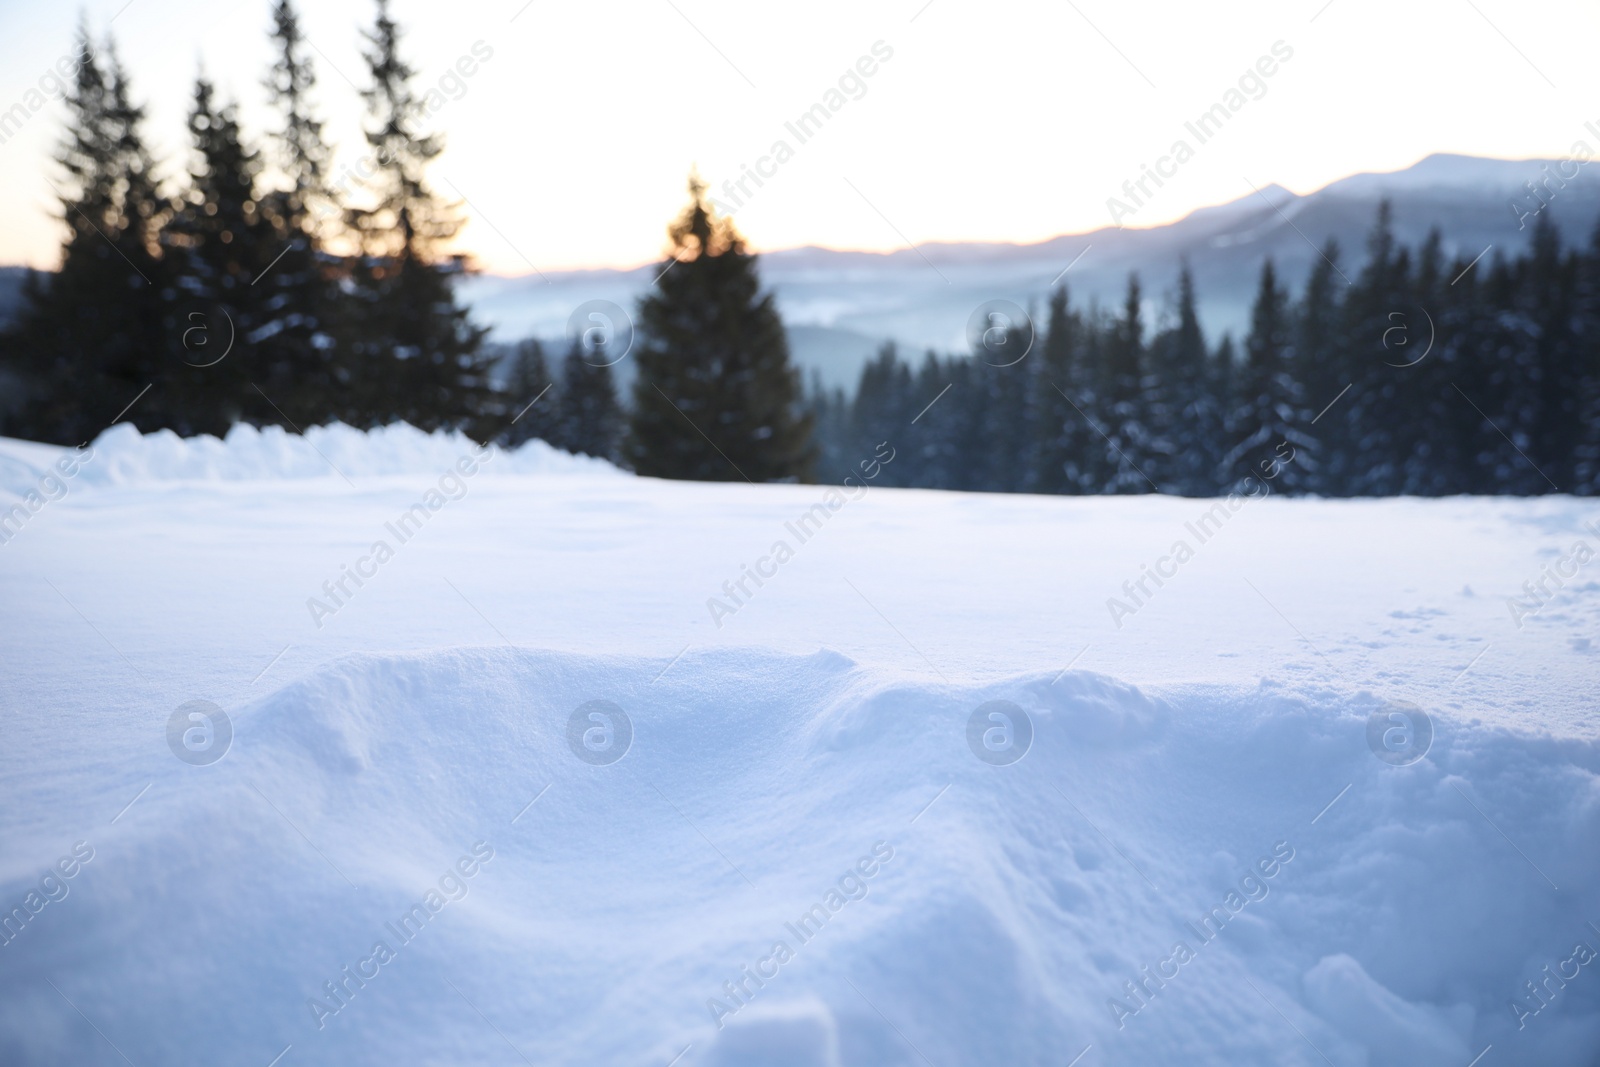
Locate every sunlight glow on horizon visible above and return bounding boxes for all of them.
[0,0,1596,275]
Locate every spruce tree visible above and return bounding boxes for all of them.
[260,0,341,420]
[2,29,166,444]
[1296,243,1344,494]
[1573,218,1600,494]
[909,351,959,489]
[556,338,622,459]
[626,175,813,481]
[1343,202,1407,495]
[1100,275,1152,492]
[347,0,490,430]
[166,75,279,434]
[1522,214,1581,490]
[850,342,915,485]
[1034,286,1085,494]
[1231,259,1312,490]
[503,338,558,447]
[1143,265,1214,494]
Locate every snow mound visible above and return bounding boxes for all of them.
[0,421,619,493]
[2,647,1596,1065]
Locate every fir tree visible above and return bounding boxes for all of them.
[502,338,557,448]
[346,0,490,430]
[1101,274,1153,492]
[166,75,279,434]
[1034,286,1085,494]
[1296,242,1345,494]
[1230,259,1312,490]
[2,28,166,444]
[260,0,341,420]
[850,342,915,485]
[556,339,622,459]
[626,175,813,481]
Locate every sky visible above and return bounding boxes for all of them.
[0,0,1597,275]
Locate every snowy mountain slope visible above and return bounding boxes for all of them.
[459,153,1600,386]
[1,425,1598,1066]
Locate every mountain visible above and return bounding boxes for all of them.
[2,155,1591,393]
[460,153,1600,389]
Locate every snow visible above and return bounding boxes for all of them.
[0,421,617,494]
[1,424,1598,1066]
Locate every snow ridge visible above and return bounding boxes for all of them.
[0,421,620,494]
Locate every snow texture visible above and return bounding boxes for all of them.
[1,423,1597,1067]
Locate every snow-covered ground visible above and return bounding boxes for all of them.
[1,423,1597,1066]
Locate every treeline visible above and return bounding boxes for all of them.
[0,0,498,445]
[4,3,1598,497]
[813,206,1600,496]
[0,1,812,480]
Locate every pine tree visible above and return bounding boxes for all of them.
[849,342,915,485]
[1296,242,1344,494]
[1344,202,1408,495]
[556,339,622,459]
[1523,214,1582,490]
[1144,265,1215,494]
[260,0,341,420]
[502,338,557,447]
[1,28,166,444]
[1100,274,1153,492]
[1573,218,1600,494]
[1229,259,1312,490]
[1034,286,1085,494]
[626,175,813,481]
[166,75,279,434]
[908,351,959,489]
[346,0,490,430]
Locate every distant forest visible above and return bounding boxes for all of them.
[813,206,1600,497]
[1,3,1597,496]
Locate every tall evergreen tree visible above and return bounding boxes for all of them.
[1,29,166,444]
[626,175,813,481]
[1144,264,1216,494]
[1343,201,1408,495]
[502,338,558,447]
[1034,286,1087,494]
[1100,275,1153,492]
[1296,242,1345,494]
[849,342,915,485]
[1230,259,1312,490]
[556,338,622,459]
[346,0,490,430]
[166,75,279,434]
[260,0,341,420]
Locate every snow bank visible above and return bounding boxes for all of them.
[2,646,1594,1065]
[0,421,618,494]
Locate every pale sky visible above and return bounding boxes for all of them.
[0,0,1596,275]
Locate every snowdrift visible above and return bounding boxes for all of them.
[0,421,619,495]
[2,647,1595,1066]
